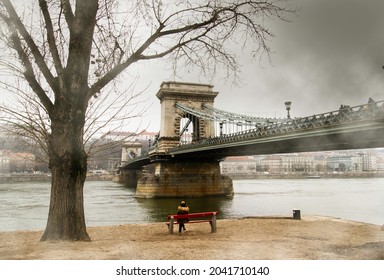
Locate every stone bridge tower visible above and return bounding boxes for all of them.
[155,81,217,154]
[136,81,233,198]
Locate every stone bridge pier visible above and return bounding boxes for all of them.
[136,160,233,198]
[135,82,233,198]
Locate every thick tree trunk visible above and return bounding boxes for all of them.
[39,0,98,241]
[40,101,90,241]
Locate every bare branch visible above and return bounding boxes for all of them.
[0,12,54,113]
[39,0,64,75]
[60,0,74,29]
[0,0,57,93]
[89,0,295,95]
[84,76,151,154]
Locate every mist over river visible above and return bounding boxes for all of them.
[0,178,383,232]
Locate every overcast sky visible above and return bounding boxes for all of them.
[1,0,383,133]
[135,0,384,131]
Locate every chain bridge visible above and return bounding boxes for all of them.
[117,82,384,198]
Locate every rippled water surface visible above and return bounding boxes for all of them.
[0,178,383,231]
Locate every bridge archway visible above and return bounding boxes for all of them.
[178,116,193,144]
[155,81,217,153]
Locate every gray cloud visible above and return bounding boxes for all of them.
[2,0,383,130]
[215,0,384,119]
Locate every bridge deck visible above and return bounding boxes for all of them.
[121,100,384,169]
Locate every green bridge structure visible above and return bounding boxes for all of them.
[116,82,384,198]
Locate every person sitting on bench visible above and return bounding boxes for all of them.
[177,201,189,233]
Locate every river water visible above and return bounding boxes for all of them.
[0,178,383,232]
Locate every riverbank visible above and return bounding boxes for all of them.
[0,174,113,183]
[1,216,383,260]
[226,172,384,180]
[1,172,384,183]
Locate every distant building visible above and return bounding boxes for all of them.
[327,155,352,172]
[313,155,327,172]
[281,154,314,173]
[360,152,377,171]
[0,150,10,175]
[105,129,158,143]
[351,155,363,172]
[220,156,257,174]
[261,155,282,174]
[376,158,384,171]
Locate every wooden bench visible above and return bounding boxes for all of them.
[166,211,218,234]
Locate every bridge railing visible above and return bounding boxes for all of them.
[170,99,384,152]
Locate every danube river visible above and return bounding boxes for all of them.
[0,178,383,232]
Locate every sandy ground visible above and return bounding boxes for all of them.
[1,216,384,260]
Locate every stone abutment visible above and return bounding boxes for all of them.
[135,160,233,198]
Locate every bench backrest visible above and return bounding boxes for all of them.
[167,211,218,220]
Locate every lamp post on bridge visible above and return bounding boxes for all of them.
[285,101,292,119]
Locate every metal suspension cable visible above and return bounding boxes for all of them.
[175,102,289,127]
[175,102,220,122]
[179,118,191,136]
[202,104,289,124]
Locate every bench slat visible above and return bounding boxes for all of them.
[166,220,211,225]
[167,211,218,220]
[166,211,218,234]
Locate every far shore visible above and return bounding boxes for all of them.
[1,216,383,260]
[0,173,113,183]
[1,171,384,184]
[226,171,384,180]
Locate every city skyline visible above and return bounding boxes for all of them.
[221,149,384,175]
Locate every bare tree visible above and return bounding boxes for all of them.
[0,76,149,164]
[0,0,294,241]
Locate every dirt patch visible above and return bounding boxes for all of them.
[1,216,383,260]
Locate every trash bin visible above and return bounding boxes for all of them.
[293,209,301,220]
